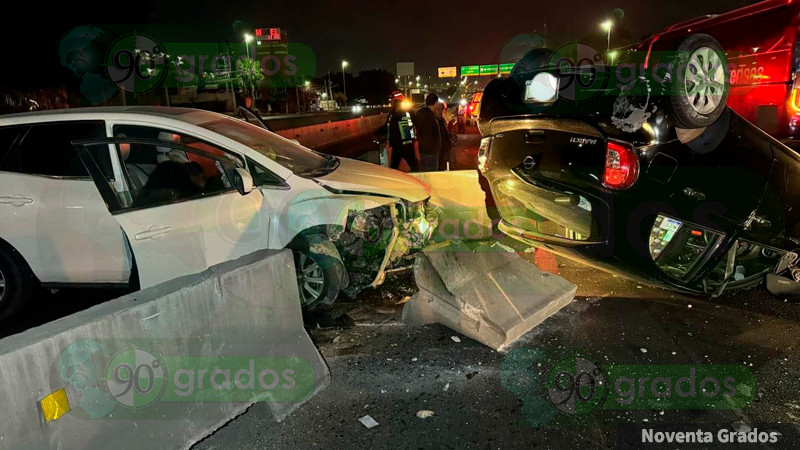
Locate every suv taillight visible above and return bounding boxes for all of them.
[603,140,638,190]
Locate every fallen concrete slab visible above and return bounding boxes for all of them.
[402,241,576,351]
[0,249,329,450]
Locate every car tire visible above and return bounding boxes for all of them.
[664,34,730,129]
[0,246,36,321]
[291,234,345,311]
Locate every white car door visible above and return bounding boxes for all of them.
[77,135,267,288]
[0,121,131,285]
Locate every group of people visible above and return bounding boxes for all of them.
[386,93,454,172]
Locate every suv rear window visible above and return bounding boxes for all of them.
[2,121,106,177]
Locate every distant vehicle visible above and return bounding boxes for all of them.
[0,107,436,319]
[409,89,426,107]
[320,100,338,111]
[629,0,800,139]
[466,92,482,125]
[479,31,800,297]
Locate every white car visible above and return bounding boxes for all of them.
[0,106,435,319]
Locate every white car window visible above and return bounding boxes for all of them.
[2,121,105,178]
[82,140,240,213]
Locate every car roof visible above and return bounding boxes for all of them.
[0,106,230,127]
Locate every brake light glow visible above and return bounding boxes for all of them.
[603,140,638,189]
[791,86,800,113]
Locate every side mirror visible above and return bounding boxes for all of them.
[232,168,254,195]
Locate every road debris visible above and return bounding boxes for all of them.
[416,410,435,419]
[359,415,379,429]
[466,371,478,380]
[402,241,576,350]
[451,336,462,343]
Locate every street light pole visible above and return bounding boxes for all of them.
[600,20,612,51]
[244,33,253,59]
[341,60,348,106]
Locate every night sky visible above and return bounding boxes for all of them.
[4,0,754,87]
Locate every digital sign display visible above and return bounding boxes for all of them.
[255,28,282,42]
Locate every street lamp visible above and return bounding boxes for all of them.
[600,20,612,51]
[244,33,253,58]
[341,60,348,105]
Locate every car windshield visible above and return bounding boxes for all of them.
[198,117,336,177]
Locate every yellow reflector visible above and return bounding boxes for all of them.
[40,388,71,423]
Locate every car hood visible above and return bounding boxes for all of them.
[316,157,431,202]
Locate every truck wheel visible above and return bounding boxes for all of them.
[0,246,35,321]
[665,34,729,129]
[291,235,345,311]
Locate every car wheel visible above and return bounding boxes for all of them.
[665,34,730,129]
[0,246,35,321]
[291,235,345,311]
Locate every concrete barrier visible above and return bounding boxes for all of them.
[0,249,328,450]
[275,114,386,149]
[402,241,577,351]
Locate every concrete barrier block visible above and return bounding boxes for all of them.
[403,242,576,351]
[0,249,328,450]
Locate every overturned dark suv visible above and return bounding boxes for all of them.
[479,34,800,296]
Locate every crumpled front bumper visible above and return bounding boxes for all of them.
[372,199,439,287]
[333,198,438,292]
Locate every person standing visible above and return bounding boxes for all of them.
[387,94,420,171]
[435,101,454,170]
[415,93,442,171]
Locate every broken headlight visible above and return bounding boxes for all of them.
[399,199,437,249]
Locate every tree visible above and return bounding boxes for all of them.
[236,58,264,99]
[333,92,347,107]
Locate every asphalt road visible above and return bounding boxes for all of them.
[193,248,800,449]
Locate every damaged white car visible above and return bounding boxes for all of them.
[0,106,436,318]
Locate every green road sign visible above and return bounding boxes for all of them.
[499,63,515,74]
[479,64,498,75]
[461,65,479,76]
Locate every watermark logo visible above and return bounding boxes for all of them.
[547,355,609,416]
[501,347,755,428]
[546,41,611,104]
[58,25,318,102]
[57,25,119,105]
[105,33,169,95]
[53,339,318,419]
[104,346,168,409]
